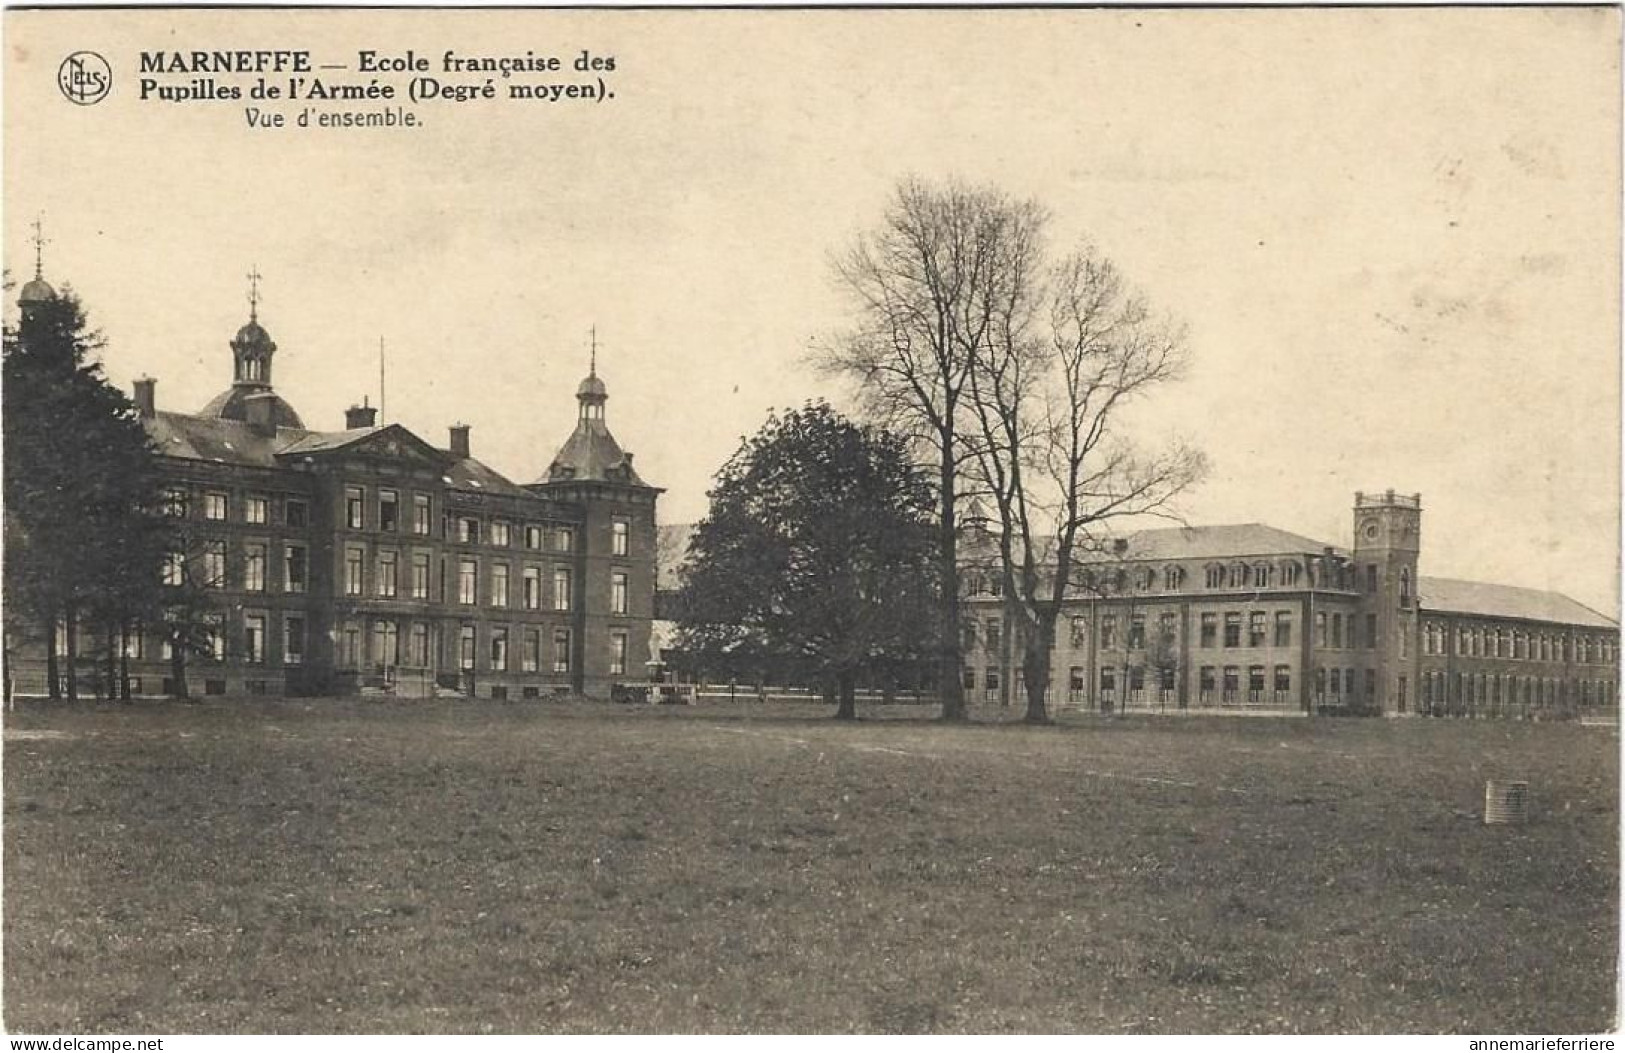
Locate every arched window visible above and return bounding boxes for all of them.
[1205,563,1224,589]
[1399,567,1411,606]
[1136,567,1155,592]
[1252,563,1272,588]
[1164,565,1184,591]
[1281,561,1302,587]
[1228,562,1247,588]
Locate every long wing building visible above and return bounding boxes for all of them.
[956,492,1619,717]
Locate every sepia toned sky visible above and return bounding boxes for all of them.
[6,7,1620,614]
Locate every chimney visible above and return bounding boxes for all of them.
[449,423,471,460]
[345,401,378,430]
[132,376,156,419]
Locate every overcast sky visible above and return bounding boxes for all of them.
[6,7,1619,614]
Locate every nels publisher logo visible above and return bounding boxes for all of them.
[57,51,111,105]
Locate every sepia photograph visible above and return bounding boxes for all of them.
[2,4,1619,1038]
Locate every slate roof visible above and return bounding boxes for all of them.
[146,411,535,499]
[1418,577,1618,629]
[1072,523,1340,562]
[443,454,535,498]
[146,411,290,468]
[542,418,650,487]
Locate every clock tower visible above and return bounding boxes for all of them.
[1352,490,1422,714]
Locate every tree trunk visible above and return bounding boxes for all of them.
[835,669,857,721]
[118,619,131,702]
[103,624,116,701]
[65,608,78,701]
[45,615,60,700]
[169,638,190,700]
[937,439,966,722]
[1023,642,1052,724]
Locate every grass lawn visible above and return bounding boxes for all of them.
[3,697,1617,1034]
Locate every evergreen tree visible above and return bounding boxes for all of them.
[3,287,168,701]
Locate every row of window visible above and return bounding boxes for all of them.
[965,558,1412,598]
[342,486,629,557]
[958,662,1308,705]
[164,485,630,560]
[1421,622,1617,665]
[335,621,624,675]
[1194,664,1298,704]
[964,608,1394,654]
[161,540,631,616]
[99,615,628,677]
[1419,670,1617,711]
[423,558,627,615]
[163,540,308,593]
[166,488,308,528]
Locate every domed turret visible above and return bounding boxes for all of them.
[17,276,56,307]
[577,372,608,400]
[199,268,304,429]
[233,319,275,356]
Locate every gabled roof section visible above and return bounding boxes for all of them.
[541,418,650,487]
[276,425,384,457]
[277,423,453,471]
[1419,577,1618,629]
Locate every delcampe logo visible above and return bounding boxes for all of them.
[57,51,111,105]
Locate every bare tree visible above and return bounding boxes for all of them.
[966,246,1207,724]
[819,178,1047,721]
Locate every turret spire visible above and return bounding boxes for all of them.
[246,265,262,323]
[18,213,57,309]
[30,213,47,281]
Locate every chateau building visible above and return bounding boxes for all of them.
[960,492,1619,717]
[11,273,660,699]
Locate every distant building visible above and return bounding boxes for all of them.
[658,492,1618,717]
[958,491,1618,717]
[9,273,661,700]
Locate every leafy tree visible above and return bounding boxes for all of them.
[677,402,939,719]
[3,287,168,701]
